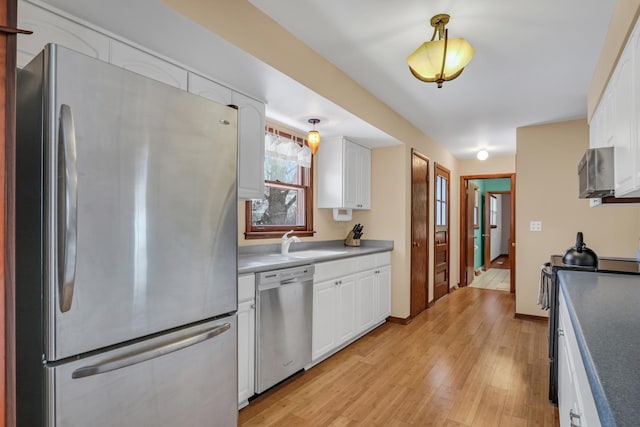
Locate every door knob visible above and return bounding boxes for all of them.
[412,241,420,247]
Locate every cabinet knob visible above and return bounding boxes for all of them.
[569,409,581,427]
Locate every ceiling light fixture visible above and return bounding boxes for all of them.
[307,118,321,154]
[407,14,475,88]
[477,150,489,161]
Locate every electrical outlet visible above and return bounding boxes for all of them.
[530,221,542,232]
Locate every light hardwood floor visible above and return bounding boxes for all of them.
[240,287,559,426]
[468,269,510,292]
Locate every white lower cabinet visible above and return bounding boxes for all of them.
[558,292,600,427]
[375,265,391,320]
[237,274,256,409]
[355,270,376,333]
[312,252,391,364]
[312,275,357,361]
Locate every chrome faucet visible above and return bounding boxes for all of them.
[281,230,301,255]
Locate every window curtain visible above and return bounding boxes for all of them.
[264,131,312,168]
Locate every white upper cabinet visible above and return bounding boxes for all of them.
[318,137,371,210]
[612,42,635,196]
[231,91,266,200]
[593,17,640,198]
[187,73,267,200]
[109,40,188,90]
[187,72,233,105]
[17,1,110,68]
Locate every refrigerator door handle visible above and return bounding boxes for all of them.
[57,104,78,313]
[71,322,231,379]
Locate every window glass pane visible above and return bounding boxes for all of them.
[442,203,447,226]
[264,154,300,184]
[442,177,447,202]
[251,184,305,226]
[436,176,442,200]
[436,201,442,225]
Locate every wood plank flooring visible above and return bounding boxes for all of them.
[240,287,559,426]
[468,269,510,292]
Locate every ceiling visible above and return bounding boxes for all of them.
[35,0,615,158]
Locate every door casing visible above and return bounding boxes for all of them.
[459,173,516,293]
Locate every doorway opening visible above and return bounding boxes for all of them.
[459,174,516,293]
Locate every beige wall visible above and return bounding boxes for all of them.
[458,156,516,176]
[515,119,640,316]
[168,0,464,319]
[588,0,640,119]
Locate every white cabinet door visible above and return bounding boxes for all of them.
[589,103,604,149]
[187,74,265,200]
[355,270,376,333]
[109,40,188,89]
[558,293,601,427]
[237,300,255,408]
[232,91,266,200]
[613,43,635,197]
[344,141,360,209]
[375,265,391,321]
[312,279,337,360]
[359,146,372,209]
[187,72,232,105]
[334,275,357,346]
[17,1,110,68]
[344,141,372,209]
[317,137,371,210]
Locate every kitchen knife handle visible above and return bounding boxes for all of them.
[58,104,78,313]
[71,323,231,379]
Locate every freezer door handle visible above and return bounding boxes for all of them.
[58,104,78,313]
[71,322,231,379]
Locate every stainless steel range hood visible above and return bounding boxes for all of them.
[578,147,614,198]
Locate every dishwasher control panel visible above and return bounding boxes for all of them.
[256,265,314,285]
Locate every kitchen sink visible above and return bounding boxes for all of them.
[286,249,349,259]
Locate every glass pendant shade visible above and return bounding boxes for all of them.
[407,37,474,86]
[307,130,320,154]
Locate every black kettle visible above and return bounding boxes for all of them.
[562,232,598,268]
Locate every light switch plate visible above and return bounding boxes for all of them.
[530,221,542,232]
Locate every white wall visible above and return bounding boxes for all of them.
[490,195,503,260]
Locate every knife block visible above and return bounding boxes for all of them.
[344,230,361,247]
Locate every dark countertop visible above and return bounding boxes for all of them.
[238,239,393,274]
[558,270,640,427]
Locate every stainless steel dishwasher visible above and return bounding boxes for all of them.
[255,264,314,394]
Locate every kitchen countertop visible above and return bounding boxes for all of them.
[558,270,640,427]
[238,239,393,274]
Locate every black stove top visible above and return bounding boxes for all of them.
[550,255,640,274]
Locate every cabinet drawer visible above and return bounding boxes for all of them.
[357,254,377,271]
[238,274,255,302]
[376,252,391,266]
[314,258,356,282]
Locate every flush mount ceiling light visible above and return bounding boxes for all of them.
[307,118,321,155]
[477,150,489,161]
[407,14,475,88]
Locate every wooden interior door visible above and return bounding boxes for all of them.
[433,164,449,301]
[483,192,492,270]
[410,150,429,317]
[465,182,478,286]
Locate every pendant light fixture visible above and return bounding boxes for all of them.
[307,118,321,155]
[407,14,475,88]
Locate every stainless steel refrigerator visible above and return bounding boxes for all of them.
[16,44,239,426]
